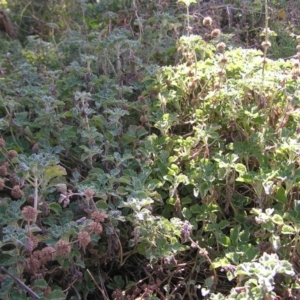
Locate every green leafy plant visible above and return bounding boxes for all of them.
[1,0,300,299]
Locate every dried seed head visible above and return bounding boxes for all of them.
[122,103,129,110]
[5,113,12,120]
[214,83,221,90]
[78,231,91,250]
[294,61,300,69]
[217,70,226,77]
[2,161,9,167]
[0,178,4,191]
[211,28,221,38]
[151,88,159,96]
[142,105,149,112]
[292,71,299,80]
[140,115,148,123]
[32,250,42,260]
[9,174,18,185]
[24,257,40,274]
[192,78,199,85]
[0,138,5,148]
[91,210,107,223]
[261,41,272,50]
[296,35,300,43]
[55,240,71,257]
[219,56,228,65]
[41,246,55,263]
[203,16,213,27]
[204,33,211,40]
[138,96,145,103]
[31,235,39,249]
[84,189,95,201]
[27,194,35,205]
[25,236,35,252]
[191,98,198,106]
[216,42,226,53]
[89,221,103,234]
[187,70,195,77]
[186,61,193,67]
[296,45,300,52]
[22,206,38,220]
[188,82,196,90]
[161,1,168,8]
[165,79,172,87]
[11,185,24,199]
[0,164,7,176]
[7,150,18,159]
[32,143,39,153]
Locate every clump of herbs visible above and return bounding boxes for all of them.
[0,0,300,299]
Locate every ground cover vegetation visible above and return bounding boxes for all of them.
[0,0,300,299]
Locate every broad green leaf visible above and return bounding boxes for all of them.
[230,225,240,248]
[274,187,287,204]
[0,254,15,266]
[217,235,230,247]
[34,279,48,289]
[44,165,66,182]
[49,203,62,214]
[45,289,65,300]
[212,257,230,268]
[178,0,196,6]
[235,163,247,175]
[271,214,283,225]
[219,220,229,229]
[182,207,192,219]
[118,176,131,185]
[281,225,295,234]
[294,200,300,213]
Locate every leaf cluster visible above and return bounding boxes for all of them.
[0,0,300,299]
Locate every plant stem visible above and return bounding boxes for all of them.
[0,267,40,299]
[33,177,39,223]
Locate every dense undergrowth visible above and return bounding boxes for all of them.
[0,0,300,299]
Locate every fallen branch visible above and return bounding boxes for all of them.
[0,266,40,299]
